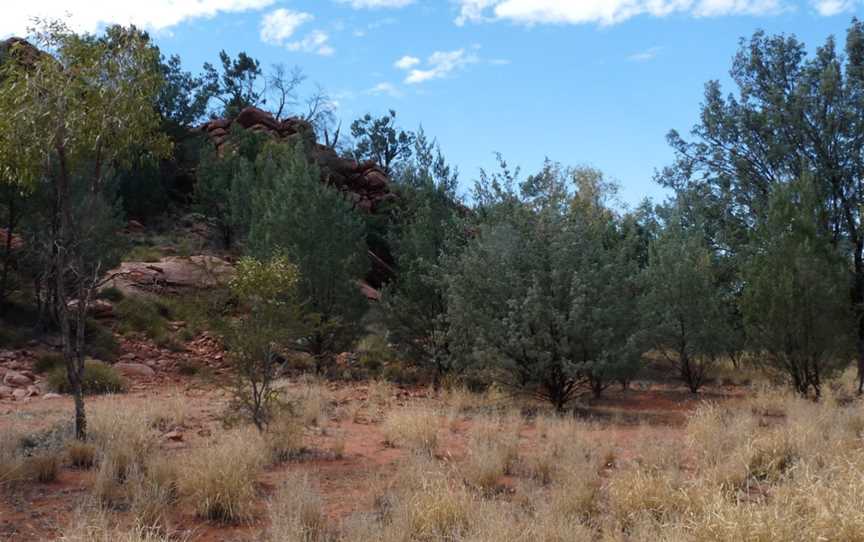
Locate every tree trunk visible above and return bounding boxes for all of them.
[0,191,19,315]
[55,145,87,440]
[853,240,864,395]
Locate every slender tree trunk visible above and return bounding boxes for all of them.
[55,145,88,440]
[0,188,20,315]
[852,240,864,395]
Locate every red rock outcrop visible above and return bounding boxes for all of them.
[197,107,397,216]
[197,107,397,288]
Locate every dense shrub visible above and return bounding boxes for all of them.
[47,360,126,395]
[116,297,170,342]
[33,353,64,374]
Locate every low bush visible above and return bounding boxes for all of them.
[85,320,120,362]
[0,431,24,487]
[264,473,328,542]
[382,408,439,456]
[96,287,125,302]
[33,352,65,374]
[125,245,163,263]
[67,441,97,469]
[179,428,267,523]
[89,404,157,487]
[461,419,520,493]
[26,452,60,483]
[116,298,170,342]
[47,360,126,395]
[265,412,305,463]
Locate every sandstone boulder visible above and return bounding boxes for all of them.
[3,370,32,387]
[103,255,234,297]
[114,362,156,378]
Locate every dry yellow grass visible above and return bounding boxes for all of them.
[39,385,864,541]
[67,440,97,469]
[88,403,158,483]
[264,473,329,542]
[25,451,60,483]
[178,426,267,523]
[0,430,24,487]
[60,504,187,542]
[381,408,440,455]
[461,416,520,492]
[265,409,306,463]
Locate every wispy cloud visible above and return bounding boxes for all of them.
[404,49,480,84]
[260,8,313,45]
[628,46,662,62]
[394,55,421,69]
[287,30,335,56]
[810,0,859,15]
[368,82,403,97]
[353,16,397,37]
[336,0,413,8]
[455,0,789,26]
[2,0,275,37]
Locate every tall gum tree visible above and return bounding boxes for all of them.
[659,20,864,391]
[0,21,169,438]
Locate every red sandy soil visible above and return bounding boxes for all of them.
[0,363,740,541]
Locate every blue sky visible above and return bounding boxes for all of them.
[2,1,862,205]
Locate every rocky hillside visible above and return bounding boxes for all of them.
[198,107,397,215]
[197,106,398,287]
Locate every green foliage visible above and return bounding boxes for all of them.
[124,245,163,263]
[383,129,463,387]
[741,176,854,397]
[0,21,169,439]
[356,334,396,376]
[447,161,642,410]
[115,156,173,222]
[158,289,235,338]
[157,53,212,133]
[115,297,170,342]
[248,142,368,372]
[638,207,731,393]
[350,110,415,175]
[224,256,306,430]
[660,19,864,392]
[202,50,264,118]
[96,287,125,303]
[83,320,120,362]
[195,125,269,248]
[229,254,299,301]
[47,360,126,395]
[34,353,65,374]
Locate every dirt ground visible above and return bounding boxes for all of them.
[0,366,740,541]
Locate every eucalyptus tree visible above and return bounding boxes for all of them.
[0,21,169,438]
[639,206,731,393]
[741,176,854,397]
[248,142,368,373]
[659,20,864,391]
[382,130,463,388]
[447,161,641,410]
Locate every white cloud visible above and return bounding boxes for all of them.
[368,82,403,97]
[405,49,479,84]
[810,0,859,15]
[394,55,421,69]
[336,0,413,8]
[1,0,275,37]
[287,30,335,56]
[628,46,662,61]
[455,0,787,26]
[260,8,313,45]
